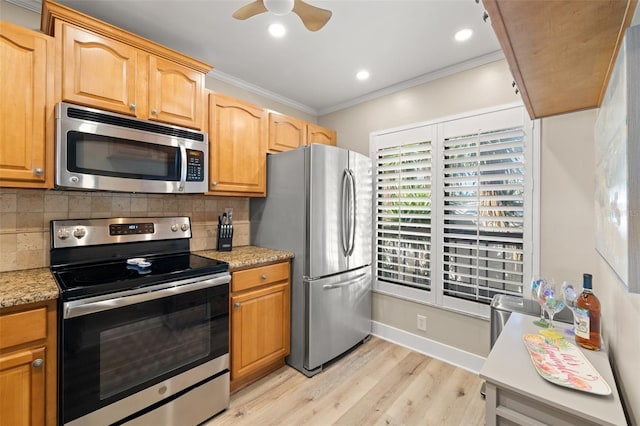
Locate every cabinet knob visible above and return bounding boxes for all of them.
[482,11,489,22]
[261,274,267,280]
[151,108,158,115]
[211,181,218,187]
[129,103,136,111]
[234,302,241,308]
[33,168,44,175]
[32,358,44,368]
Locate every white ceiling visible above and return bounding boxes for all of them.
[20,0,504,116]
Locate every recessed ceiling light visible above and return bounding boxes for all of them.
[268,23,286,38]
[454,28,473,42]
[356,70,370,81]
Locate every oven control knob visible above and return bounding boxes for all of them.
[181,223,190,232]
[171,224,179,232]
[73,227,87,239]
[57,228,71,240]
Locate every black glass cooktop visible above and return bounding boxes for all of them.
[53,253,228,301]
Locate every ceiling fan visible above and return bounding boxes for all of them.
[232,0,332,32]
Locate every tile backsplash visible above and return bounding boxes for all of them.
[0,188,250,272]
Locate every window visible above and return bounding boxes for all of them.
[370,105,536,318]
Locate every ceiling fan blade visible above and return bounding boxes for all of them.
[232,0,268,20]
[292,0,332,31]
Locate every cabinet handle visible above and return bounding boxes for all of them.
[234,302,241,308]
[211,181,218,187]
[261,274,267,280]
[33,168,44,175]
[129,103,136,111]
[32,358,44,368]
[151,108,158,115]
[482,11,489,22]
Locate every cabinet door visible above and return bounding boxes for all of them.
[208,93,267,196]
[147,55,204,129]
[0,22,52,187]
[0,347,46,426]
[60,23,137,116]
[307,123,337,146]
[230,282,290,380]
[268,113,306,152]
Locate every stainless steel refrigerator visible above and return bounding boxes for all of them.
[250,144,372,377]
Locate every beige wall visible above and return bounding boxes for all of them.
[319,60,521,155]
[323,61,640,421]
[319,59,520,360]
[0,0,40,29]
[540,109,640,423]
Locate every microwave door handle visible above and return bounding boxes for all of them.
[178,142,187,192]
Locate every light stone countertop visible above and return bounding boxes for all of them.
[0,246,293,309]
[0,268,60,308]
[195,245,294,271]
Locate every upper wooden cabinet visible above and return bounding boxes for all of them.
[0,21,54,188]
[268,112,306,153]
[307,122,337,146]
[483,0,637,119]
[208,92,267,197]
[42,0,211,130]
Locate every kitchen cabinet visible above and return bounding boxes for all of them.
[42,0,211,130]
[268,112,306,153]
[0,300,57,426]
[483,0,637,119]
[306,122,336,146]
[230,261,290,392]
[0,21,54,188]
[207,92,267,197]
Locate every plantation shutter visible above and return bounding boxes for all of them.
[374,128,433,292]
[441,115,527,304]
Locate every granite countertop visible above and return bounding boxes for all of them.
[196,246,294,271]
[0,268,60,309]
[0,246,293,309]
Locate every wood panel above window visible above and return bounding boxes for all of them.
[483,0,637,119]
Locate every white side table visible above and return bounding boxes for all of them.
[479,312,627,425]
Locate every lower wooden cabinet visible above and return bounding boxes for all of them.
[0,300,57,426]
[230,261,290,392]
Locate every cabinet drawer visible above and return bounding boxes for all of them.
[232,262,290,292]
[0,307,47,350]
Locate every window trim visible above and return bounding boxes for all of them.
[370,103,540,319]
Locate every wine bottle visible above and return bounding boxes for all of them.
[574,273,601,350]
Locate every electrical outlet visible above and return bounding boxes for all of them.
[224,208,233,223]
[417,314,427,331]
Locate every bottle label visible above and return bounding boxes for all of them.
[574,307,590,339]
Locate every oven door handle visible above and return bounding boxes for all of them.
[63,274,230,319]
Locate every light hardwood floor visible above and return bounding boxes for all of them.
[206,336,486,425]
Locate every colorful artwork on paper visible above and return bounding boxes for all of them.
[522,334,611,395]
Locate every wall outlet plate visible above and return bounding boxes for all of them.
[417,314,427,331]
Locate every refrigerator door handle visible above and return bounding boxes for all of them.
[322,272,369,289]
[347,169,357,256]
[341,168,350,255]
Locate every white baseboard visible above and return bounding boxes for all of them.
[371,320,486,374]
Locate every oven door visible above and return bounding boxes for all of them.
[60,275,229,425]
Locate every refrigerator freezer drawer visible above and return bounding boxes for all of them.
[305,266,372,371]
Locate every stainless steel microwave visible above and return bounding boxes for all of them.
[55,102,208,194]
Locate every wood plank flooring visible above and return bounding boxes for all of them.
[206,336,486,426]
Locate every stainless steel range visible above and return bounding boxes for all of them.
[50,216,230,426]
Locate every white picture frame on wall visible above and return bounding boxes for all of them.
[594,24,640,293]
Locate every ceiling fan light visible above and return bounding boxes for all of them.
[264,0,294,16]
[268,23,287,38]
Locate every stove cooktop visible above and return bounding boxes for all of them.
[53,253,229,301]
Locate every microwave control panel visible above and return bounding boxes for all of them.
[186,150,204,182]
